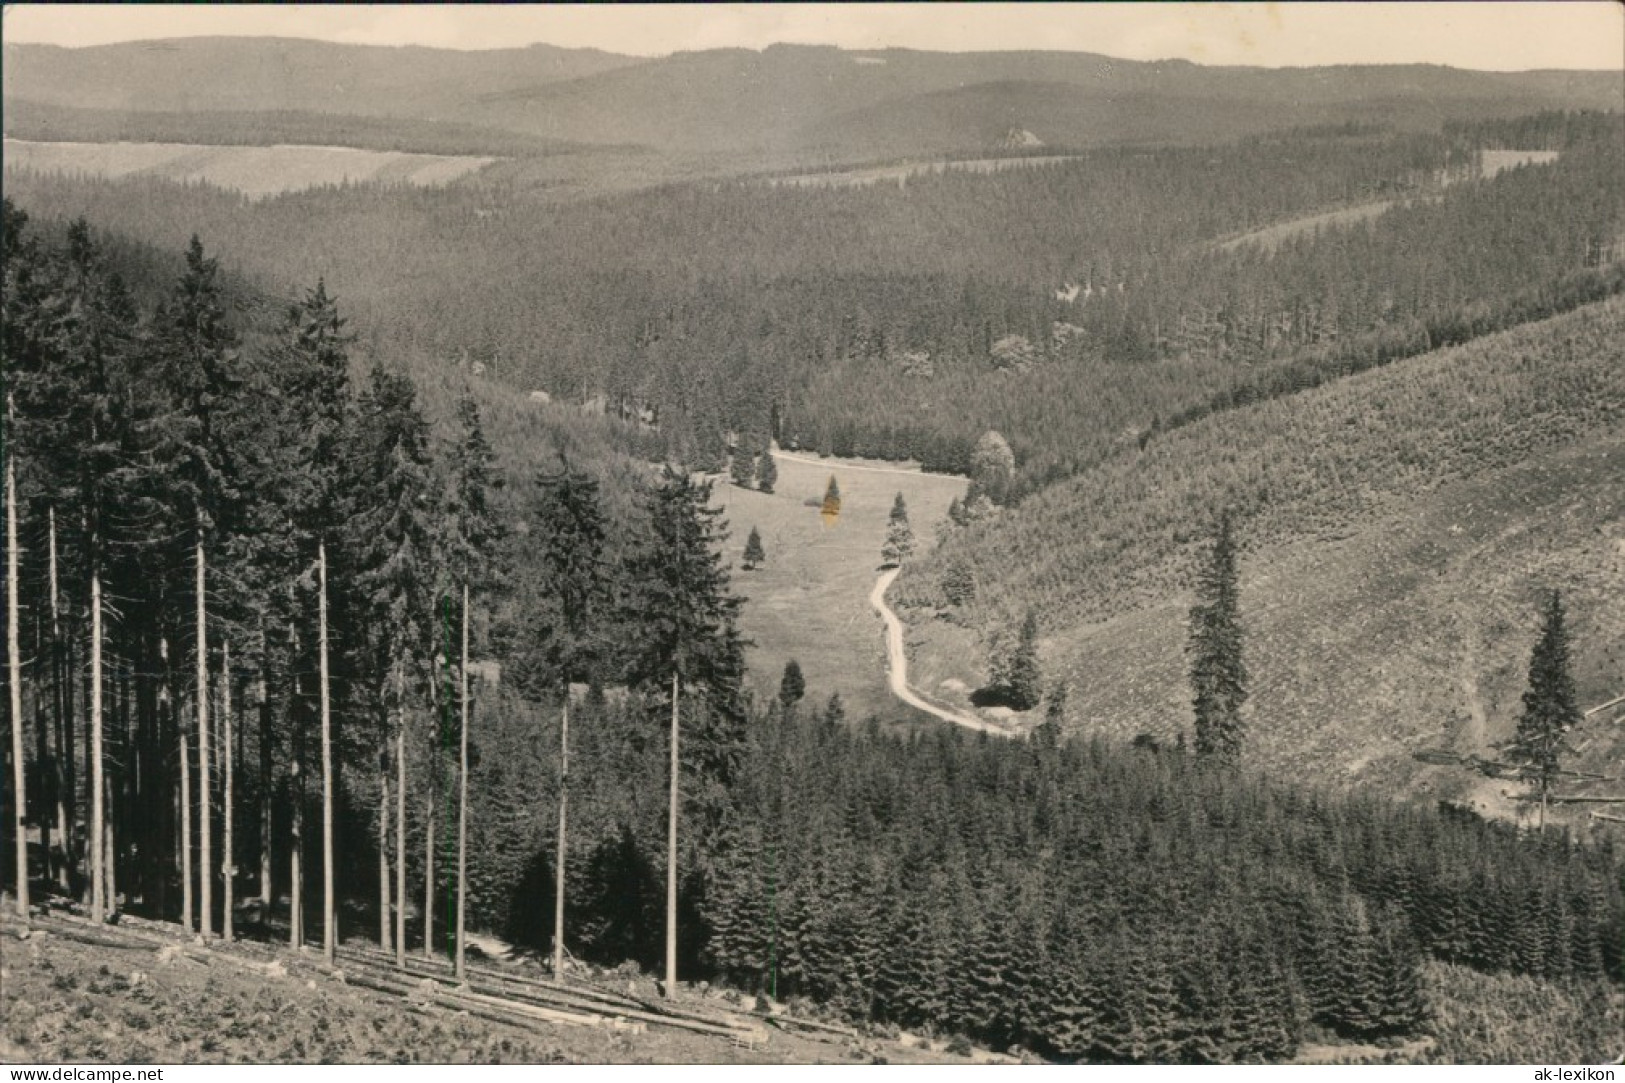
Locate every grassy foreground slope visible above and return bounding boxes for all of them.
[0,912,972,1065]
[897,298,1625,802]
[7,910,1615,1064]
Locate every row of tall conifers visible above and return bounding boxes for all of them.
[0,201,751,996]
[0,198,498,972]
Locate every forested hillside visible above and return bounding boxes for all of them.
[6,113,1619,489]
[897,297,1625,797]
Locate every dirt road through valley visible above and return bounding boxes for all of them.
[869,567,1011,736]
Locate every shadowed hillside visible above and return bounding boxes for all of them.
[898,297,1625,810]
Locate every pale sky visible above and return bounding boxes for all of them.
[2,3,1621,71]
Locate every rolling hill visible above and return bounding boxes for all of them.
[6,38,1621,167]
[0,37,639,118]
[896,297,1625,817]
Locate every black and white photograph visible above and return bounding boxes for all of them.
[1,1,1622,1069]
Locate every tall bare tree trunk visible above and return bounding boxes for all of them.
[180,699,193,932]
[257,633,272,907]
[103,774,115,913]
[196,526,212,937]
[290,739,303,947]
[665,671,679,997]
[319,541,335,964]
[455,582,469,981]
[6,395,27,921]
[34,603,50,893]
[423,783,435,960]
[553,699,568,979]
[81,568,92,911]
[50,507,68,891]
[290,624,304,949]
[395,721,406,968]
[89,572,105,923]
[222,640,234,942]
[378,760,391,952]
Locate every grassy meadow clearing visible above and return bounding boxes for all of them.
[2,138,496,198]
[711,449,966,725]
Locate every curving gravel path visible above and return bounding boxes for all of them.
[869,567,1011,736]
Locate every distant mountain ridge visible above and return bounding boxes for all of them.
[0,36,642,117]
[5,37,1620,162]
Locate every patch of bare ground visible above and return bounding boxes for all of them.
[0,907,978,1064]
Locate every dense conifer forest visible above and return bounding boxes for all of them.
[6,112,1619,490]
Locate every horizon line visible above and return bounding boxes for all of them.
[3,32,1622,77]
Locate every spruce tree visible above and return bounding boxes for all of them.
[743,526,765,570]
[622,466,748,767]
[240,279,353,944]
[525,467,610,689]
[1005,610,1043,711]
[778,660,806,712]
[881,493,914,567]
[1034,683,1068,748]
[730,443,757,489]
[150,235,244,939]
[1505,590,1581,829]
[821,475,841,523]
[349,364,439,963]
[444,393,504,977]
[1188,510,1248,762]
[756,446,778,494]
[620,466,748,995]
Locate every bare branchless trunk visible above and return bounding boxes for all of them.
[257,631,272,907]
[455,583,470,981]
[50,507,69,892]
[290,624,304,949]
[179,694,193,933]
[222,642,234,942]
[6,395,27,921]
[666,671,679,997]
[290,755,303,947]
[319,542,335,964]
[395,713,406,968]
[89,573,105,923]
[378,759,391,952]
[103,774,115,913]
[423,783,435,960]
[553,699,568,979]
[33,598,49,894]
[196,527,212,937]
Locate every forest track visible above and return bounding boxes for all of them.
[869,567,1011,736]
